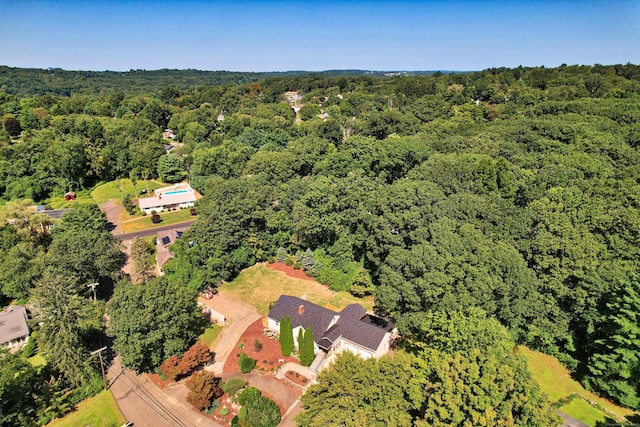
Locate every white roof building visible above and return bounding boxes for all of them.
[138,183,197,214]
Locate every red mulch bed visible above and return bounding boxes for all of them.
[146,372,172,389]
[223,318,298,374]
[264,261,315,282]
[285,370,310,387]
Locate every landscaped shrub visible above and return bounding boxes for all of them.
[151,213,161,223]
[238,386,261,406]
[254,339,263,352]
[205,399,220,415]
[220,407,229,416]
[237,386,281,427]
[180,342,213,373]
[160,342,213,381]
[186,371,223,411]
[159,355,182,381]
[221,377,247,399]
[239,352,256,374]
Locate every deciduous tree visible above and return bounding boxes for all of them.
[107,277,206,372]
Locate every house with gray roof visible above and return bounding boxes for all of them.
[156,227,186,275]
[267,295,395,366]
[0,306,30,352]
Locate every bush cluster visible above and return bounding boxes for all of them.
[239,352,256,374]
[160,342,213,381]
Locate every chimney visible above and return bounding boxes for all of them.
[298,305,305,315]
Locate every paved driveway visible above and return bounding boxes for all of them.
[199,294,261,374]
[100,200,123,234]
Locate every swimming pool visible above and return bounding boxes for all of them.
[165,189,189,195]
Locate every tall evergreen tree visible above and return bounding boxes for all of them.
[300,326,315,367]
[279,316,294,356]
[585,275,640,409]
[33,271,98,389]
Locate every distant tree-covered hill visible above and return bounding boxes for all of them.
[0,66,445,97]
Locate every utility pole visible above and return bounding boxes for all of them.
[91,346,108,390]
[87,282,99,302]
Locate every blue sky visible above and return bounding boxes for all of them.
[0,0,638,72]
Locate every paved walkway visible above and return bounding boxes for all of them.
[199,294,261,374]
[275,362,315,381]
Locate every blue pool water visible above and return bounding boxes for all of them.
[165,189,188,195]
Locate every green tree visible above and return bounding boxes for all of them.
[107,277,206,372]
[157,153,184,183]
[298,351,421,427]
[302,248,314,273]
[415,347,560,427]
[186,371,223,411]
[279,316,294,356]
[407,309,560,427]
[130,237,154,284]
[46,228,123,295]
[238,387,281,427]
[299,326,315,367]
[0,240,45,300]
[33,271,99,389]
[584,275,640,409]
[0,347,41,426]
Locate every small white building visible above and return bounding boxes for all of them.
[139,183,197,214]
[0,306,30,352]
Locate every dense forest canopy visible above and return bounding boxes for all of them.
[0,66,440,97]
[1,63,640,424]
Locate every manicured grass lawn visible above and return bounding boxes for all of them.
[44,189,96,209]
[519,346,636,425]
[561,399,611,426]
[199,324,224,346]
[119,208,196,233]
[220,264,373,315]
[91,179,169,205]
[47,390,126,427]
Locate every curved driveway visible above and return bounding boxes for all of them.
[199,294,261,374]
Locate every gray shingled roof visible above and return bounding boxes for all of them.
[268,295,392,352]
[268,295,336,346]
[0,306,29,345]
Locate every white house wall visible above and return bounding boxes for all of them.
[267,317,279,333]
[374,332,392,359]
[334,337,376,360]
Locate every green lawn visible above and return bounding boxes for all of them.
[44,189,96,209]
[91,179,170,206]
[519,346,636,425]
[220,264,373,315]
[199,324,224,346]
[119,208,196,233]
[47,390,126,427]
[561,399,612,426]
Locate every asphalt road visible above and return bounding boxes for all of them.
[108,356,221,427]
[115,220,196,241]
